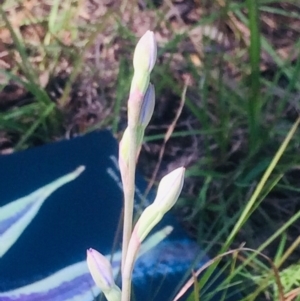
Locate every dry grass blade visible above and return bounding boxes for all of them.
[277,236,300,268]
[284,287,300,301]
[144,76,189,197]
[173,247,284,301]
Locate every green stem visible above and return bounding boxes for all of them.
[247,0,261,151]
[121,126,137,301]
[121,238,139,301]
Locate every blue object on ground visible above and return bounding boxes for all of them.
[0,131,239,301]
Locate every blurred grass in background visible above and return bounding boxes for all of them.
[1,0,300,300]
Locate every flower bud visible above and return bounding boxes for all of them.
[128,31,157,127]
[153,167,185,213]
[132,167,185,243]
[119,126,141,178]
[86,248,114,291]
[133,30,157,74]
[134,205,163,243]
[122,205,163,277]
[139,83,155,128]
[87,249,122,301]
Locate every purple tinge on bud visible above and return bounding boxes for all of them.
[86,248,114,291]
[139,83,155,127]
[133,30,157,74]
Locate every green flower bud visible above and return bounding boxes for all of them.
[133,30,157,74]
[132,167,185,243]
[134,205,163,243]
[128,31,157,128]
[129,72,150,97]
[153,167,185,213]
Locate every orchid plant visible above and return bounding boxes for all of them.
[86,31,185,301]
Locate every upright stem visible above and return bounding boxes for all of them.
[121,126,137,301]
[247,0,261,151]
[120,29,156,301]
[121,234,141,301]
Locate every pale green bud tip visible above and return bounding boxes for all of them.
[133,30,157,73]
[86,248,114,291]
[139,83,155,127]
[153,167,185,213]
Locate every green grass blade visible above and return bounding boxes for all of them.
[246,0,261,150]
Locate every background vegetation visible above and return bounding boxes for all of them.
[1,0,300,300]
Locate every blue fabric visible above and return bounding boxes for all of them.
[0,130,239,301]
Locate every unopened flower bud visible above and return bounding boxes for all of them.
[132,167,185,243]
[134,205,163,243]
[139,83,155,128]
[87,249,122,301]
[86,248,114,291]
[153,167,185,213]
[133,30,157,74]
